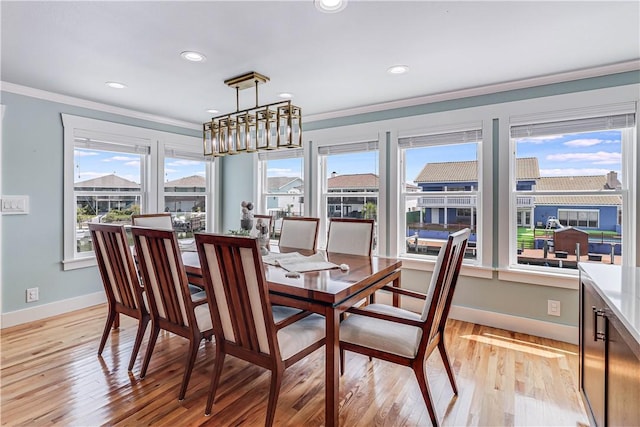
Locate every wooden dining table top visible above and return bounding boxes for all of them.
[180,249,402,307]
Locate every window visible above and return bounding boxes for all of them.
[510,108,635,271]
[63,114,212,269]
[163,145,212,237]
[319,141,379,250]
[399,128,482,261]
[257,148,304,238]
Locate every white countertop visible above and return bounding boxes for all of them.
[579,263,640,344]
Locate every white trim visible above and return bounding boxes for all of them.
[305,61,640,122]
[0,292,106,329]
[401,259,494,280]
[498,268,579,290]
[374,293,578,344]
[449,305,578,345]
[1,81,200,130]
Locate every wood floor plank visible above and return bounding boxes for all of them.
[1,303,589,426]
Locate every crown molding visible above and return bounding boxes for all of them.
[0,81,201,130]
[305,60,640,123]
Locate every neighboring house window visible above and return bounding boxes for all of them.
[162,145,213,237]
[257,148,304,237]
[318,141,379,250]
[510,108,635,271]
[62,114,209,270]
[399,127,482,261]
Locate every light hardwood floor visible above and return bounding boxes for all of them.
[1,304,589,426]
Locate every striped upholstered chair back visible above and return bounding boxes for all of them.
[131,226,213,401]
[89,222,149,371]
[195,233,325,425]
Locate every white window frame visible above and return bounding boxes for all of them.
[256,148,305,219]
[557,208,600,228]
[505,102,636,283]
[62,114,213,270]
[318,140,380,250]
[398,124,483,265]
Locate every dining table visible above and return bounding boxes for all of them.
[181,247,402,427]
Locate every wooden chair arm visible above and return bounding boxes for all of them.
[275,310,313,330]
[191,297,208,307]
[345,306,423,328]
[381,285,427,300]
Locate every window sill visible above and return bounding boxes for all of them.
[400,255,494,279]
[62,256,97,271]
[498,267,579,290]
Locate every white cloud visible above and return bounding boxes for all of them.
[167,159,202,166]
[540,168,614,176]
[74,150,99,157]
[164,168,177,174]
[563,139,603,147]
[267,167,298,177]
[518,135,564,144]
[103,155,137,162]
[546,151,620,165]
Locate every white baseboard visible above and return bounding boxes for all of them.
[371,293,578,344]
[1,292,578,344]
[449,305,578,345]
[1,292,106,329]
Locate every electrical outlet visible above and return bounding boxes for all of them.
[547,299,561,316]
[26,287,39,303]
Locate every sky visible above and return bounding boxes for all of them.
[75,129,622,185]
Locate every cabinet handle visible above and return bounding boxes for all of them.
[592,306,607,341]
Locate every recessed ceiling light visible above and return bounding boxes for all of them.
[206,109,219,114]
[105,81,127,89]
[180,51,206,62]
[387,65,409,75]
[315,0,347,13]
[278,92,293,99]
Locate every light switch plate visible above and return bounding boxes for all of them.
[1,195,29,214]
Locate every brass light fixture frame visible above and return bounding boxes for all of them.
[203,72,302,157]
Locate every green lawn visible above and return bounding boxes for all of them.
[517,227,621,249]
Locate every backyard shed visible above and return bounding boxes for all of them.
[554,226,589,256]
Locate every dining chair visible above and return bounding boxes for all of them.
[278,216,320,252]
[130,226,214,401]
[89,223,150,371]
[326,217,375,256]
[339,228,470,427]
[194,233,326,426]
[131,212,173,229]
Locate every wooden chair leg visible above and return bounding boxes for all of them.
[140,324,160,379]
[114,312,120,329]
[178,337,201,401]
[128,315,150,371]
[265,367,283,427]
[340,348,345,376]
[437,339,458,395]
[413,361,439,427]
[205,350,226,416]
[98,309,117,356]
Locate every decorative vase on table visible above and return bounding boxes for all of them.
[255,218,270,255]
[240,201,254,232]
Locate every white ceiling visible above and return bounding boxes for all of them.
[2,1,639,126]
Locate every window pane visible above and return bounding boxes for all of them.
[514,129,623,268]
[321,149,379,251]
[260,155,304,239]
[403,142,478,260]
[164,156,207,237]
[74,147,143,254]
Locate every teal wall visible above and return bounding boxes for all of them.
[1,69,638,330]
[1,91,198,313]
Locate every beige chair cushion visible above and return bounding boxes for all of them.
[194,303,213,333]
[340,303,422,359]
[277,313,325,360]
[326,221,373,256]
[271,305,303,323]
[279,219,317,251]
